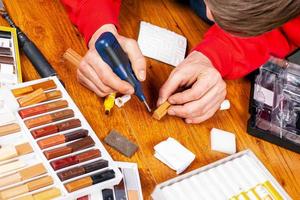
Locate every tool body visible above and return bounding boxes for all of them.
[95,32,151,112]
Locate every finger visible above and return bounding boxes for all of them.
[120,37,146,81]
[78,61,115,94]
[85,50,134,94]
[157,70,185,106]
[168,80,226,118]
[168,75,219,105]
[185,103,220,124]
[77,70,106,97]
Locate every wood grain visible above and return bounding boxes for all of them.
[1,0,299,199]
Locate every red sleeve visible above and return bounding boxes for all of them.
[60,0,121,43]
[194,22,298,79]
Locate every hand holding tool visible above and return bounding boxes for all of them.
[95,32,151,112]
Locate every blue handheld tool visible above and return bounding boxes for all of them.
[95,32,151,112]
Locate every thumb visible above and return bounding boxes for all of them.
[158,71,183,106]
[120,37,146,81]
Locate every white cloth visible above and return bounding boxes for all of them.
[138,21,187,67]
[154,137,195,174]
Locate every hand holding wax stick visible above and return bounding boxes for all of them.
[63,48,117,115]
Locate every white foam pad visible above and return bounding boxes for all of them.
[154,137,195,174]
[220,99,230,110]
[138,21,187,67]
[211,128,236,154]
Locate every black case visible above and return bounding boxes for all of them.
[247,50,300,153]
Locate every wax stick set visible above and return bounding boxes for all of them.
[0,26,22,88]
[152,150,291,200]
[0,76,123,199]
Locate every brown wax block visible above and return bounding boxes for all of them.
[12,80,57,98]
[15,143,33,155]
[12,86,34,97]
[0,123,20,136]
[27,175,53,191]
[0,55,14,64]
[45,90,62,101]
[65,176,93,192]
[44,136,94,160]
[44,146,73,160]
[58,166,85,181]
[19,163,47,180]
[104,130,138,157]
[24,109,74,129]
[18,88,47,107]
[63,48,82,67]
[152,101,171,120]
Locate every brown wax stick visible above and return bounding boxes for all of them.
[0,123,20,136]
[0,175,53,199]
[19,100,68,118]
[63,48,82,67]
[0,164,47,187]
[37,129,88,149]
[31,119,81,139]
[152,101,171,120]
[44,136,95,160]
[24,109,74,129]
[18,88,47,107]
[12,80,57,97]
[45,90,62,101]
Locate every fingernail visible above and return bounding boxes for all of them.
[157,97,164,106]
[168,98,175,104]
[139,70,146,81]
[168,109,175,116]
[126,88,134,94]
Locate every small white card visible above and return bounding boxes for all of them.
[138,21,187,67]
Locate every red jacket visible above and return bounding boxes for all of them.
[61,0,300,79]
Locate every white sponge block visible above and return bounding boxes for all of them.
[210,128,236,154]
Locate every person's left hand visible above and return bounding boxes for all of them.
[158,51,226,124]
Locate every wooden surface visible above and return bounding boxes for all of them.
[2,0,300,199]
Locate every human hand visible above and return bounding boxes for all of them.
[158,51,226,124]
[77,24,146,97]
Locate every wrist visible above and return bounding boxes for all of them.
[88,24,118,48]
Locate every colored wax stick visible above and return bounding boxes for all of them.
[31,119,81,138]
[37,129,88,149]
[14,188,61,200]
[65,169,115,192]
[0,160,26,174]
[18,88,47,107]
[0,142,33,161]
[0,176,53,199]
[0,163,46,187]
[58,159,109,181]
[153,101,171,120]
[45,90,62,101]
[19,100,68,118]
[44,136,95,160]
[12,80,57,97]
[50,149,101,170]
[24,109,74,129]
[0,123,20,136]
[104,93,116,115]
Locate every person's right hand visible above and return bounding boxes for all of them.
[77,24,146,97]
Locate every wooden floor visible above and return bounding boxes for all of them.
[2,0,300,199]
